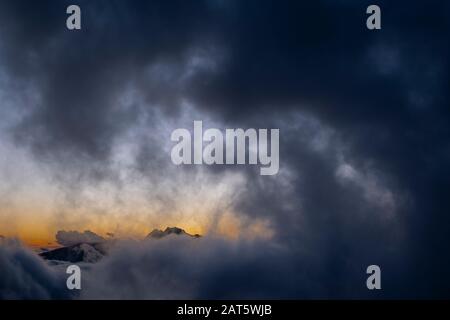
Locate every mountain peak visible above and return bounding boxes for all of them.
[39,243,104,263]
[146,227,201,239]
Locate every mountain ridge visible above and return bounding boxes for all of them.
[39,226,201,263]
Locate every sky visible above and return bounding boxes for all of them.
[0,0,450,298]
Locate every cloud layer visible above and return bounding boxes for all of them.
[0,239,70,299]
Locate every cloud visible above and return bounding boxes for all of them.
[0,238,71,299]
[55,230,105,246]
[1,236,310,299]
[81,236,323,299]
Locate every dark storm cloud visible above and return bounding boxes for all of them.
[0,0,217,178]
[0,0,449,298]
[184,0,450,297]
